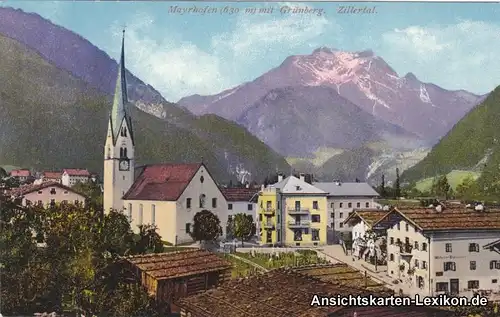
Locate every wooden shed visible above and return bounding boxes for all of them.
[124,249,232,313]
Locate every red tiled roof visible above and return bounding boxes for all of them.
[7,181,86,197]
[63,169,90,176]
[10,169,30,177]
[375,207,500,231]
[125,249,231,280]
[221,188,259,202]
[43,171,62,179]
[344,209,389,227]
[123,163,202,201]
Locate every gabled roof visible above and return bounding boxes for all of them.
[375,206,500,231]
[344,209,389,227]
[7,181,86,198]
[221,187,259,202]
[123,163,203,201]
[125,249,231,280]
[10,169,31,177]
[272,176,326,194]
[483,239,500,250]
[63,169,90,177]
[43,171,62,179]
[313,182,379,197]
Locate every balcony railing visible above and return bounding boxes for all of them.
[400,243,413,255]
[288,208,310,214]
[288,220,311,227]
[263,221,275,229]
[262,208,275,215]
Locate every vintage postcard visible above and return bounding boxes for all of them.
[0,1,499,316]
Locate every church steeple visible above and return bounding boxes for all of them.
[110,29,132,144]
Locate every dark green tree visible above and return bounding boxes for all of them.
[233,213,254,246]
[395,168,401,198]
[379,174,386,197]
[190,210,222,244]
[133,224,164,254]
[72,181,103,210]
[0,166,7,179]
[432,175,452,199]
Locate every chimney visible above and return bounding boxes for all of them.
[299,173,305,181]
[278,173,283,182]
[261,184,265,191]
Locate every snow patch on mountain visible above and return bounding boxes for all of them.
[419,84,436,107]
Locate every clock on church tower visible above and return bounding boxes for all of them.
[119,159,130,171]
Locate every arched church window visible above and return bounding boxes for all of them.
[121,127,127,137]
[199,194,206,208]
[120,148,124,158]
[107,147,111,159]
[123,147,128,158]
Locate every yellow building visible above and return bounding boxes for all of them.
[258,174,328,246]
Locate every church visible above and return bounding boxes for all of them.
[103,31,228,245]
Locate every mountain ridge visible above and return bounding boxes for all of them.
[179,47,483,145]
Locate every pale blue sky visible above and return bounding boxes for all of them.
[2,1,500,101]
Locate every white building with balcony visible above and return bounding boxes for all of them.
[313,181,379,244]
[378,206,500,299]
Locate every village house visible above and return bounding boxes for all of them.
[313,181,379,244]
[344,209,389,262]
[220,187,259,236]
[122,163,229,245]
[7,181,87,207]
[176,264,452,317]
[10,169,31,182]
[61,168,91,187]
[257,174,329,246]
[103,32,229,245]
[124,249,231,314]
[33,171,63,185]
[378,206,500,299]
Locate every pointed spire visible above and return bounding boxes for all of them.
[110,29,129,141]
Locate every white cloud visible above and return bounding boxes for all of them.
[380,21,500,94]
[111,4,334,101]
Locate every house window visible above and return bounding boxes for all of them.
[151,204,156,225]
[396,238,401,245]
[444,262,456,271]
[311,215,320,223]
[50,188,56,195]
[313,201,318,209]
[339,202,343,208]
[339,212,343,218]
[138,204,143,225]
[186,198,192,209]
[493,279,498,284]
[247,204,253,211]
[422,243,427,251]
[330,203,334,208]
[228,203,233,210]
[467,280,479,290]
[38,190,42,194]
[490,261,500,269]
[295,201,301,210]
[390,254,394,261]
[356,202,360,208]
[64,190,68,194]
[422,261,427,269]
[365,202,370,208]
[390,237,394,245]
[212,198,217,208]
[470,261,476,270]
[185,223,191,233]
[50,199,55,207]
[128,203,132,220]
[405,224,409,231]
[414,259,419,268]
[311,229,320,241]
[199,194,206,208]
[468,243,479,252]
[37,200,43,206]
[445,243,452,253]
[200,176,204,183]
[339,223,344,228]
[414,242,419,250]
[348,202,352,208]
[436,282,448,292]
